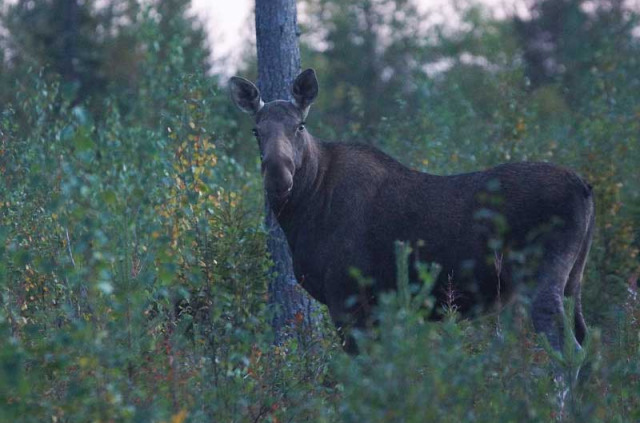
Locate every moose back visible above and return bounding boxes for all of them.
[229,69,595,354]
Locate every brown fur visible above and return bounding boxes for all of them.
[230,69,594,354]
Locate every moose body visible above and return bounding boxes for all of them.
[230,69,594,353]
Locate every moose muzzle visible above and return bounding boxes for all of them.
[262,152,295,203]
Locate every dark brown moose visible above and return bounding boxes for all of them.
[229,69,595,354]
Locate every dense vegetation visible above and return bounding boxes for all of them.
[1,0,638,421]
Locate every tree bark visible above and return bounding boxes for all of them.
[255,0,319,344]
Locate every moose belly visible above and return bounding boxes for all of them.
[290,232,374,307]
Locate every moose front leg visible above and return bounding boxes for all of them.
[324,270,373,355]
[327,300,370,355]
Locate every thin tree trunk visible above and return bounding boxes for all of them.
[255,0,319,344]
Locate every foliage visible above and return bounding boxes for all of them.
[1,0,640,421]
[300,0,431,140]
[514,0,639,106]
[0,0,210,114]
[0,10,272,421]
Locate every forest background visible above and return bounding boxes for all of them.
[0,0,639,421]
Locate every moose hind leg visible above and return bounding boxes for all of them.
[563,213,594,346]
[532,249,580,351]
[564,240,591,346]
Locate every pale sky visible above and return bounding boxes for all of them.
[193,0,529,75]
[193,0,253,75]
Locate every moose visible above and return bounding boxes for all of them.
[229,69,594,354]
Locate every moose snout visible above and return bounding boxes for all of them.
[262,156,295,200]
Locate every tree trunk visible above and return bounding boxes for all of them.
[255,0,319,344]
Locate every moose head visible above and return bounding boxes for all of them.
[229,69,319,208]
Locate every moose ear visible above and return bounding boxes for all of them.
[292,68,318,118]
[229,76,264,115]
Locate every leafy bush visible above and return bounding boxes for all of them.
[0,56,275,423]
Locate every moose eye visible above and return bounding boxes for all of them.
[297,123,306,132]
[252,128,258,137]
